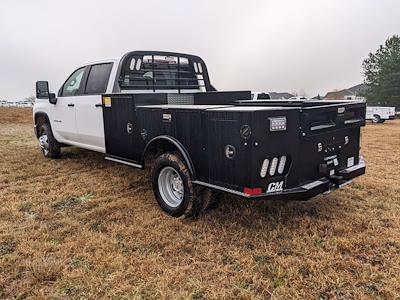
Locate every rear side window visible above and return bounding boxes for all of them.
[85,63,113,95]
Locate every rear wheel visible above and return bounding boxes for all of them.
[372,114,381,123]
[38,123,60,159]
[152,152,203,218]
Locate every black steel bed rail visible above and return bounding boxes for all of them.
[118,84,206,90]
[131,69,195,74]
[122,77,200,82]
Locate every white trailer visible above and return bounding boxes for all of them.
[17,101,34,108]
[366,106,396,123]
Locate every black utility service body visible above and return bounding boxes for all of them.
[102,51,366,200]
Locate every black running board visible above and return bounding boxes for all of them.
[104,156,142,169]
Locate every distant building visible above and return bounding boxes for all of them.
[324,84,367,100]
[311,94,322,100]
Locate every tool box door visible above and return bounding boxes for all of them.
[207,115,248,188]
[102,95,143,163]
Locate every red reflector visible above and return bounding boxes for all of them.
[252,188,262,195]
[243,187,262,195]
[244,187,253,195]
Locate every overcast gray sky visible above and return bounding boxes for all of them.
[0,0,399,99]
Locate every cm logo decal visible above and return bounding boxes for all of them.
[267,181,284,193]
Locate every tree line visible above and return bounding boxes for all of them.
[362,35,400,109]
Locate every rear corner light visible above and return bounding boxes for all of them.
[277,156,287,174]
[269,117,287,132]
[269,157,278,176]
[260,159,269,178]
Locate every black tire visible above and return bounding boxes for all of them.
[152,152,202,218]
[378,119,386,123]
[372,114,381,123]
[38,123,61,159]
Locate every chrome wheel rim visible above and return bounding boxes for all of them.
[38,132,49,155]
[158,166,184,208]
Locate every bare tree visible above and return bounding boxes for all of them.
[25,95,36,104]
[298,89,308,98]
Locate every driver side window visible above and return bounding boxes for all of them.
[61,67,85,97]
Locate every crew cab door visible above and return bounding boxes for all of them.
[52,67,86,143]
[74,63,113,152]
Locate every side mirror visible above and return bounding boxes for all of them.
[49,93,57,104]
[36,81,49,98]
[36,81,57,104]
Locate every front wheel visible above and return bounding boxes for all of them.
[38,123,60,159]
[152,153,202,218]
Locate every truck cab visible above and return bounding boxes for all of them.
[34,58,119,153]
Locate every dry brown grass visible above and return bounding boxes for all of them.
[0,108,399,299]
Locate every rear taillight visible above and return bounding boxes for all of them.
[260,159,269,178]
[269,157,279,176]
[277,156,287,174]
[260,155,288,178]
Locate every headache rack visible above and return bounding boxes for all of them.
[117,51,212,93]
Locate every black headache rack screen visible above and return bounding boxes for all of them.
[118,52,209,92]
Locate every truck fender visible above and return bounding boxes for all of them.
[33,112,51,138]
[142,136,196,179]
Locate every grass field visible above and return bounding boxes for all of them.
[0,108,399,299]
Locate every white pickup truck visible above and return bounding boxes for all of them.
[366,106,396,123]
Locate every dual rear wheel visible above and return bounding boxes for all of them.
[152,152,216,218]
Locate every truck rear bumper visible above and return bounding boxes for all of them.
[194,160,365,200]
